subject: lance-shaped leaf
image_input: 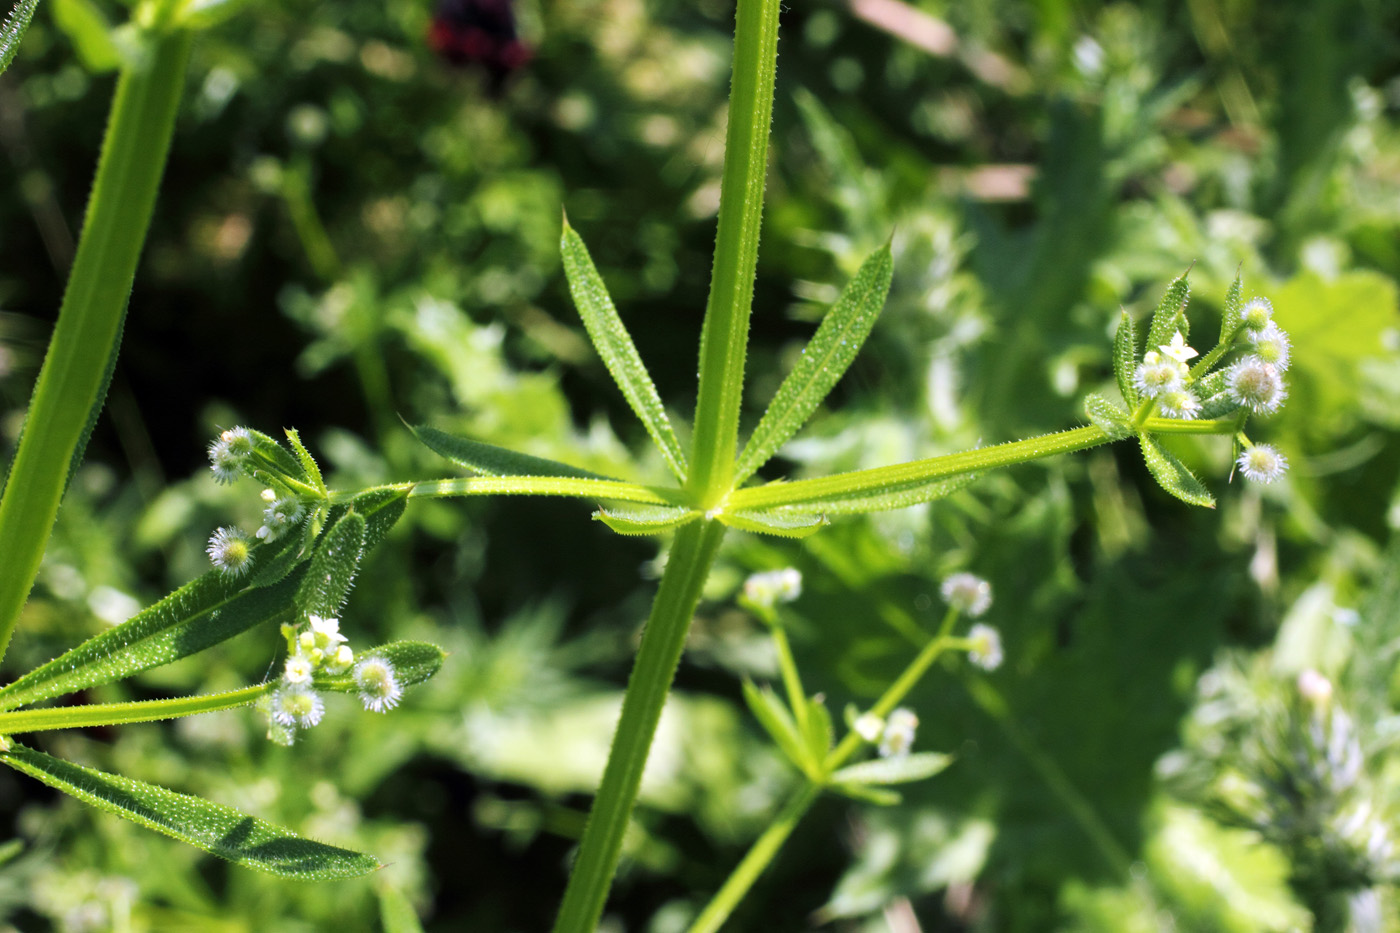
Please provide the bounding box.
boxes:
[831,783,902,806]
[0,743,380,879]
[742,680,813,778]
[0,0,41,76]
[800,697,833,766]
[354,486,409,551]
[561,220,688,482]
[411,424,609,480]
[741,472,981,517]
[1083,393,1134,441]
[1190,273,1245,379]
[1145,272,1191,354]
[593,505,699,536]
[249,429,309,485]
[830,751,952,787]
[0,573,299,712]
[718,509,828,538]
[1114,309,1139,407]
[315,641,446,693]
[734,244,894,485]
[285,428,326,495]
[296,511,365,619]
[1140,434,1214,508]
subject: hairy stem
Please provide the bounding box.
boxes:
[0,684,271,735]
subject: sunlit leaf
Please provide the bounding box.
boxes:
[1145,272,1191,354]
[561,219,688,481]
[352,486,409,551]
[296,510,365,619]
[1217,273,1243,346]
[733,243,894,484]
[742,680,811,776]
[285,428,326,495]
[0,0,40,76]
[830,752,952,786]
[719,509,828,538]
[593,504,699,536]
[0,743,380,879]
[377,885,426,933]
[0,572,299,711]
[51,0,119,72]
[830,783,902,806]
[1114,309,1139,407]
[801,696,833,765]
[1139,435,1214,508]
[1083,393,1134,441]
[745,472,981,516]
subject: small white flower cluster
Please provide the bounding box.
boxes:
[940,572,992,617]
[1133,331,1202,420]
[967,623,1004,671]
[263,613,404,745]
[743,568,803,609]
[853,708,921,758]
[256,488,307,542]
[207,426,254,485]
[206,526,253,578]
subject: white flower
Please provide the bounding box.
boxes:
[743,568,802,609]
[940,572,992,617]
[354,657,403,713]
[878,708,918,758]
[1156,388,1201,420]
[1241,297,1273,332]
[270,685,324,729]
[967,623,1004,671]
[308,614,348,646]
[1249,321,1291,371]
[1159,331,1198,364]
[1298,669,1333,705]
[853,713,884,743]
[1227,357,1287,415]
[1132,356,1185,400]
[283,654,314,685]
[1237,444,1288,483]
[324,644,354,674]
[206,526,253,578]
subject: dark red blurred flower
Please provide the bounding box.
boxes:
[428,0,533,90]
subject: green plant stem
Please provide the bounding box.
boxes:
[687,0,781,506]
[0,684,270,735]
[688,607,962,933]
[405,476,679,506]
[0,26,192,664]
[770,625,808,734]
[552,519,727,933]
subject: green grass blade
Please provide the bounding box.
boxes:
[1139,434,1215,508]
[561,220,688,482]
[733,244,893,485]
[0,0,41,75]
[0,684,270,734]
[295,510,365,619]
[410,424,610,480]
[0,29,192,663]
[593,505,699,536]
[1113,310,1139,407]
[719,509,829,537]
[0,572,299,712]
[0,742,380,879]
[1145,271,1191,353]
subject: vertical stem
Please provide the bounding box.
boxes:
[552,520,727,933]
[687,0,781,505]
[0,27,192,663]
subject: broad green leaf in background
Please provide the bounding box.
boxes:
[1140,435,1215,508]
[1145,272,1191,354]
[561,219,688,482]
[0,572,300,711]
[1114,310,1140,407]
[296,510,365,619]
[733,243,894,485]
[0,743,380,879]
[0,0,39,75]
[593,504,699,536]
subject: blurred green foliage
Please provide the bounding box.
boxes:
[1,0,1398,928]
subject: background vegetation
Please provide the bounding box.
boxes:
[1,0,1399,928]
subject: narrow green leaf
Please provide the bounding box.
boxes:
[1083,393,1134,441]
[830,783,902,806]
[719,509,828,538]
[1218,272,1244,344]
[0,573,299,712]
[51,0,118,72]
[1113,309,1139,407]
[249,429,308,485]
[801,696,834,766]
[1139,435,1214,508]
[593,505,699,536]
[561,221,688,482]
[1145,272,1191,355]
[0,743,380,879]
[746,472,981,517]
[411,424,609,480]
[378,886,426,933]
[284,428,326,495]
[0,0,40,76]
[830,751,952,786]
[295,511,365,619]
[741,680,811,775]
[315,641,446,692]
[353,486,409,551]
[734,244,894,484]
